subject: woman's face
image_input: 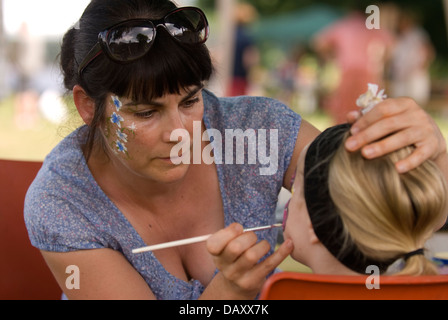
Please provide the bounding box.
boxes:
[100,85,205,183]
[283,144,313,262]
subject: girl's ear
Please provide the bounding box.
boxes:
[73,85,95,125]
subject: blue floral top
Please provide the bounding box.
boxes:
[24,90,302,300]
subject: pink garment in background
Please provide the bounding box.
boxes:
[314,13,393,123]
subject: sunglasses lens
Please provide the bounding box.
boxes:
[106,24,156,61]
[164,9,208,43]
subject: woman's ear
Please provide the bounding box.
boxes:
[73,85,95,126]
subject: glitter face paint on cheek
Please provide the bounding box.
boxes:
[106,96,137,158]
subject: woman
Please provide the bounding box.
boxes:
[25,0,447,300]
[282,123,447,275]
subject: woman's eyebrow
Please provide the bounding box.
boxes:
[181,85,204,103]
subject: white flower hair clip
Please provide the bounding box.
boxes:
[356,83,387,115]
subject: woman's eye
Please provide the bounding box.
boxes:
[135,110,155,119]
[183,98,200,108]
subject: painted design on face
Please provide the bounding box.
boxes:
[116,140,128,154]
[112,95,123,111]
[106,95,137,157]
[111,112,124,128]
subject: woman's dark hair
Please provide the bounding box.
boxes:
[60,0,213,159]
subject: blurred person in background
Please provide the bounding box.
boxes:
[228,2,260,97]
[313,8,393,124]
[389,10,435,107]
[13,23,44,129]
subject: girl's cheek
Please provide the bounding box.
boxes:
[282,199,290,232]
[282,183,296,231]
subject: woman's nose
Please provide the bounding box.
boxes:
[162,109,187,142]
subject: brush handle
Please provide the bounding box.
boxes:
[132,223,282,254]
[132,234,211,254]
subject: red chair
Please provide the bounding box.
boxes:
[0,159,61,300]
[259,271,448,300]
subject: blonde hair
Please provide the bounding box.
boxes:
[329,133,447,275]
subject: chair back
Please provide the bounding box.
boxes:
[0,159,61,300]
[259,271,448,300]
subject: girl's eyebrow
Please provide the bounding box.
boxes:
[123,85,204,108]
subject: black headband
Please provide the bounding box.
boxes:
[303,124,395,274]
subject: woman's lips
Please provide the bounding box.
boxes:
[158,156,183,164]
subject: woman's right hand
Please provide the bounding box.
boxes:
[205,223,293,300]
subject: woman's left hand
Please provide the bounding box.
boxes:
[345,97,447,173]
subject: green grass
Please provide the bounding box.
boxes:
[0,95,79,161]
[278,250,313,273]
[434,114,448,144]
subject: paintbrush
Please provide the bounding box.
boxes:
[132,223,282,254]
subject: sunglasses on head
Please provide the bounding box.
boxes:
[77,6,209,76]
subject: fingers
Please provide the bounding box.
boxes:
[346,110,362,124]
[222,239,293,294]
[394,143,433,173]
[251,239,293,279]
[207,223,278,273]
[207,223,244,257]
[344,97,446,172]
[350,97,417,134]
[345,98,414,151]
[206,223,294,296]
[219,238,270,281]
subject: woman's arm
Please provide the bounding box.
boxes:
[41,249,156,300]
[283,120,321,190]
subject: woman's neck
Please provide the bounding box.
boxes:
[87,148,193,209]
